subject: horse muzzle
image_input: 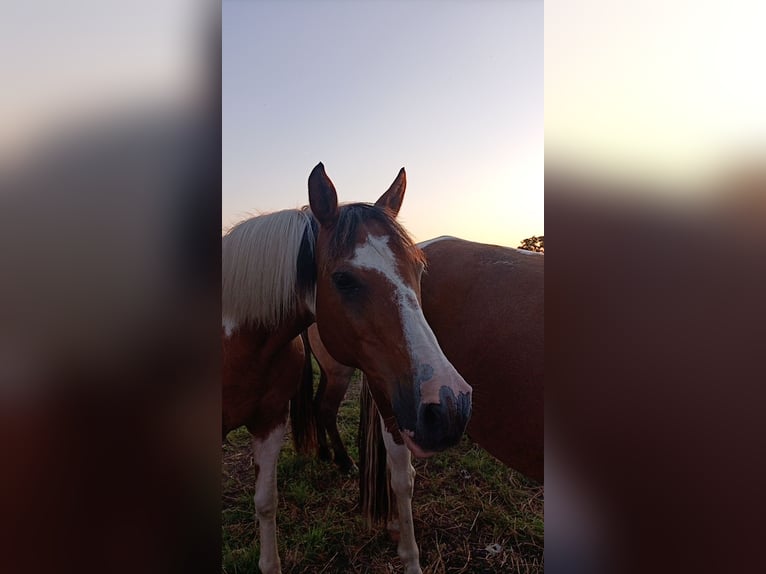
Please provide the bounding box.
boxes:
[398,385,472,457]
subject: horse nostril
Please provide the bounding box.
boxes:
[413,386,471,452]
[422,403,442,427]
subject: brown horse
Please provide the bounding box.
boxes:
[304,236,543,566]
[420,236,544,481]
[222,164,471,574]
[310,237,544,478]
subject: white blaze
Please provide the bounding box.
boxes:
[350,235,469,406]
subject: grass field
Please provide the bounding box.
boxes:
[222,368,544,573]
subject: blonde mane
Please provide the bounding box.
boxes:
[222,208,315,329]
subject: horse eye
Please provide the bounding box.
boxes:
[332,271,360,293]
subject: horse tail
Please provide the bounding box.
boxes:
[358,374,393,528]
[290,330,318,455]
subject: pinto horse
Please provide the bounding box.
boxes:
[303,236,543,566]
[222,164,472,574]
[222,207,318,574]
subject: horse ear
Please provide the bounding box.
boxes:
[308,163,339,228]
[375,168,406,218]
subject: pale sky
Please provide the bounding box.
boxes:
[223,0,544,247]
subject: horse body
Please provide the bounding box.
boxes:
[223,321,310,438]
[420,237,544,482]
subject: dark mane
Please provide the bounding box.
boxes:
[327,203,426,267]
[296,207,318,299]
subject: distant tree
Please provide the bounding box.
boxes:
[518,235,544,253]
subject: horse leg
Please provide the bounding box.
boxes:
[313,370,332,462]
[380,416,422,574]
[321,370,355,473]
[252,419,287,574]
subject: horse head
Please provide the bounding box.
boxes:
[308,163,472,457]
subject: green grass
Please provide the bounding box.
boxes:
[222,371,544,573]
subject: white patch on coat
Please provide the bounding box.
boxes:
[350,235,471,405]
[379,415,422,572]
[222,316,238,338]
[515,247,543,256]
[416,235,457,249]
[252,422,287,573]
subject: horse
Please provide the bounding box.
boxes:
[302,236,543,565]
[222,206,318,574]
[222,163,472,574]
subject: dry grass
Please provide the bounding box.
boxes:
[222,371,543,573]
